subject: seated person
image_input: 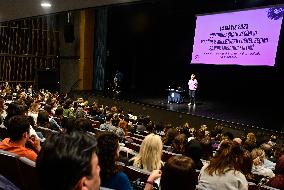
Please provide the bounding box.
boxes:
[0,115,41,161]
[97,132,132,190]
[196,140,250,190]
[130,134,164,172]
[36,131,101,190]
[145,156,197,190]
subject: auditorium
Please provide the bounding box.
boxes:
[0,0,284,190]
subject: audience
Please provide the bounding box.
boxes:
[0,85,283,190]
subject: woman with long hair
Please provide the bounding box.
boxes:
[251,148,275,178]
[28,101,40,125]
[97,132,132,190]
[196,140,250,190]
[131,133,163,172]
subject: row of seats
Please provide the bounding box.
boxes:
[0,150,41,190]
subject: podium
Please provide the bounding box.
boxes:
[166,88,184,103]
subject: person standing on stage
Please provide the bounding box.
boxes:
[188,74,198,105]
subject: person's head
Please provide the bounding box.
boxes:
[133,133,163,171]
[55,106,64,116]
[36,131,100,190]
[171,134,187,154]
[246,132,256,143]
[97,132,120,180]
[239,149,253,176]
[163,127,178,146]
[191,74,195,79]
[37,110,49,126]
[206,140,246,175]
[260,143,273,158]
[7,115,30,142]
[251,148,266,166]
[63,99,73,109]
[160,156,197,190]
[29,102,39,113]
[74,118,92,132]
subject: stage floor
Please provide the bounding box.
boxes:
[131,96,284,132]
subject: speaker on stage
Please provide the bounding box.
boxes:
[34,68,59,92]
[64,23,75,43]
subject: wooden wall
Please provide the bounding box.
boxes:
[0,16,60,87]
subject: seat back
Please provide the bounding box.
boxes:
[162,150,182,162]
[18,157,42,190]
[259,185,281,190]
[125,143,140,153]
[0,174,20,190]
[131,137,143,145]
[0,150,22,188]
[122,165,150,182]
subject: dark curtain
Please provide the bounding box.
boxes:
[93,7,108,91]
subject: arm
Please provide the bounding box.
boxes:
[144,170,162,190]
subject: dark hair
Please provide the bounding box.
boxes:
[97,132,120,180]
[162,128,178,146]
[36,131,98,190]
[74,118,92,132]
[44,104,52,115]
[7,115,30,141]
[4,103,22,128]
[160,156,197,190]
[37,110,49,126]
[171,134,187,154]
[63,99,73,109]
[27,115,35,129]
[55,107,64,116]
[61,116,76,133]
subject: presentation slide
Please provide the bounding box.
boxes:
[191,7,284,66]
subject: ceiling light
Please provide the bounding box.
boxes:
[41,2,52,8]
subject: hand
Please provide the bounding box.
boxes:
[147,170,162,182]
[28,135,41,153]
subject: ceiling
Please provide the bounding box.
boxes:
[0,0,142,22]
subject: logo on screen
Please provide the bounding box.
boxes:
[268,8,284,20]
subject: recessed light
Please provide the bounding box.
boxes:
[41,2,52,8]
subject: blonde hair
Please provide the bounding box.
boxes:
[246,132,256,143]
[132,133,163,171]
[29,102,39,113]
[251,148,265,166]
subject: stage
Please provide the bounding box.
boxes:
[74,90,284,135]
[128,95,284,133]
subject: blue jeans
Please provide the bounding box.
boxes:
[189,90,196,104]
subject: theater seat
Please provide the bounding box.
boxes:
[18,157,42,190]
[0,150,22,189]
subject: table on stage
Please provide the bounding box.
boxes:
[166,88,184,104]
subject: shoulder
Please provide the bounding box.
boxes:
[114,172,129,180]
